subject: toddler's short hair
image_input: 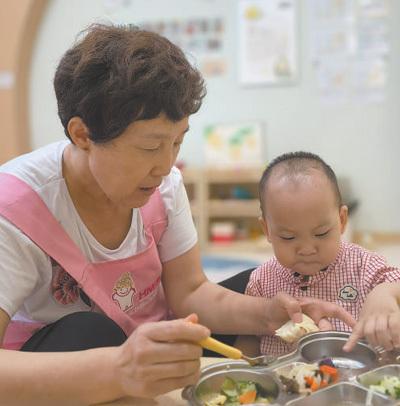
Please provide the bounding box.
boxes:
[259,151,342,217]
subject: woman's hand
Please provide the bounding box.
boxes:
[265,293,356,333]
[114,314,210,399]
[344,282,400,352]
[297,296,357,331]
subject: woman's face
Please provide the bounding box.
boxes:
[86,113,189,208]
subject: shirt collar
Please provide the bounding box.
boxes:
[277,241,345,287]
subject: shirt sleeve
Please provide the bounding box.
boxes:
[0,216,47,318]
[157,167,198,263]
[363,252,400,289]
[245,266,265,297]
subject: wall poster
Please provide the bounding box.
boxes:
[238,0,298,86]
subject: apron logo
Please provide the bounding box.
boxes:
[338,284,358,301]
[112,272,137,312]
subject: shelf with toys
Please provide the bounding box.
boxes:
[181,166,267,253]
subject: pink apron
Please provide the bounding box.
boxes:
[0,173,169,350]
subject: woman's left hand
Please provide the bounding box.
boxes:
[297,296,357,331]
[265,292,356,333]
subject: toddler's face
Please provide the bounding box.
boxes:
[260,171,347,276]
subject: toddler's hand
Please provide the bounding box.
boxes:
[344,282,400,352]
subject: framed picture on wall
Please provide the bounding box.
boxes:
[238,0,299,86]
[203,122,264,168]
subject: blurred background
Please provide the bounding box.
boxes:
[1,0,399,281]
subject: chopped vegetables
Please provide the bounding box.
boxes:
[279,359,339,395]
[319,364,338,381]
[238,389,256,404]
[369,375,400,399]
[198,377,273,405]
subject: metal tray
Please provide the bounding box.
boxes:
[285,382,394,405]
[182,331,400,406]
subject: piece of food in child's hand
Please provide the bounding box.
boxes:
[275,314,319,343]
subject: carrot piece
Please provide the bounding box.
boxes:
[310,380,319,391]
[239,390,257,404]
[319,365,337,376]
[304,376,314,387]
[320,365,338,381]
[320,379,329,388]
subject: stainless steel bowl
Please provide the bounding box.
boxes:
[182,364,283,405]
[357,364,400,400]
[299,337,377,369]
[297,330,355,347]
[284,382,395,405]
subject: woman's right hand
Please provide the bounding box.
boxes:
[114,314,210,399]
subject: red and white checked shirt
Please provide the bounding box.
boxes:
[245,241,400,357]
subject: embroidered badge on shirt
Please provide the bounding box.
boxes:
[339,284,358,301]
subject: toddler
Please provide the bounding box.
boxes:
[240,151,400,356]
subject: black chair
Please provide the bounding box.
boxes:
[203,267,255,357]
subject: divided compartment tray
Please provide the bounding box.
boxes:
[356,364,400,402]
[183,331,400,405]
[285,382,394,405]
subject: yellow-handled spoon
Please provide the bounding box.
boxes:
[198,336,276,367]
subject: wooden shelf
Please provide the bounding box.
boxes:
[208,199,260,217]
[204,167,261,182]
[206,238,271,255]
[182,167,265,250]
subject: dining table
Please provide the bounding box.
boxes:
[95,357,223,406]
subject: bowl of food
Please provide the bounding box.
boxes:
[182,363,282,405]
[284,382,394,405]
[275,359,340,396]
[299,336,377,370]
[357,364,400,401]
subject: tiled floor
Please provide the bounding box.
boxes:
[203,243,400,283]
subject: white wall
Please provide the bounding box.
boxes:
[30,0,400,233]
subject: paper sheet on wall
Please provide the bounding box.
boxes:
[203,122,263,168]
[310,0,390,104]
[139,18,227,78]
[238,0,298,85]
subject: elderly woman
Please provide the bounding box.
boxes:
[0,24,355,405]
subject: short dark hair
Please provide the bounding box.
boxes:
[54,23,206,143]
[259,151,343,217]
